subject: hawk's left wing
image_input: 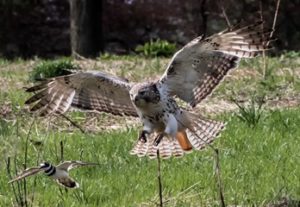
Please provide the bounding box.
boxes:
[159,21,272,107]
[25,71,138,117]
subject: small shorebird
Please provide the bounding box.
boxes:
[8,161,98,188]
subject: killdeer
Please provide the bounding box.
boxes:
[8,160,98,188]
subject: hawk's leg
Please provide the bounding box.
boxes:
[153,133,165,146]
[153,113,177,146]
[138,130,149,143]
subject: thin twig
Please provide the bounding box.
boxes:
[60,141,64,162]
[6,157,20,205]
[259,0,267,77]
[270,0,281,40]
[175,181,201,198]
[214,149,226,207]
[259,0,280,78]
[176,119,226,206]
[14,156,23,206]
[219,0,231,28]
[23,119,35,207]
[54,138,59,163]
[30,150,41,207]
[59,113,85,134]
[157,150,163,207]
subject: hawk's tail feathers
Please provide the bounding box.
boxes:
[186,113,226,150]
[130,115,225,159]
[130,133,185,159]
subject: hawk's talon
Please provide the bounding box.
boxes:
[154,133,165,146]
[138,130,149,143]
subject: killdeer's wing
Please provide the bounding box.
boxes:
[57,160,98,171]
[56,177,79,189]
[8,167,42,183]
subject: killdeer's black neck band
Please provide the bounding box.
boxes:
[45,166,56,176]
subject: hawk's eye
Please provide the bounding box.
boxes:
[140,91,145,96]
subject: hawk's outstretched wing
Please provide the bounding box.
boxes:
[25,71,138,117]
[160,21,272,107]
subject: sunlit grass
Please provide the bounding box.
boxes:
[1,109,300,206]
[0,54,300,206]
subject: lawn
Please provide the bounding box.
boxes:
[0,53,300,206]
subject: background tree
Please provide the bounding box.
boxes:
[70,0,103,58]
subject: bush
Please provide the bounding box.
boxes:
[135,39,176,57]
[30,58,78,82]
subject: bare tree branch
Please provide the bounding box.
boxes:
[219,0,232,28]
[270,0,281,39]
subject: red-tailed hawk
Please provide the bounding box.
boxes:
[25,21,272,159]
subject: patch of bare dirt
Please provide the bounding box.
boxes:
[0,101,12,118]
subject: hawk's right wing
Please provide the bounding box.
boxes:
[159,21,272,107]
[25,71,138,117]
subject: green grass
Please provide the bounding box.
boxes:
[0,54,300,206]
[29,58,78,82]
[135,39,177,57]
[1,109,300,206]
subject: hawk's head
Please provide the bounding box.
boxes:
[130,82,160,108]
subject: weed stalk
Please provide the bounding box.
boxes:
[59,113,85,134]
[177,119,226,206]
[219,0,231,28]
[156,150,163,207]
[60,140,64,162]
[214,149,226,207]
[6,157,20,205]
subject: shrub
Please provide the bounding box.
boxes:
[135,39,176,57]
[30,58,78,82]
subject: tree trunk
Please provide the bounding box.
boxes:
[70,0,103,58]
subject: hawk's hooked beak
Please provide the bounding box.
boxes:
[134,94,148,106]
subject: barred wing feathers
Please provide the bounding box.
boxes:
[160,21,272,107]
[25,71,138,117]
